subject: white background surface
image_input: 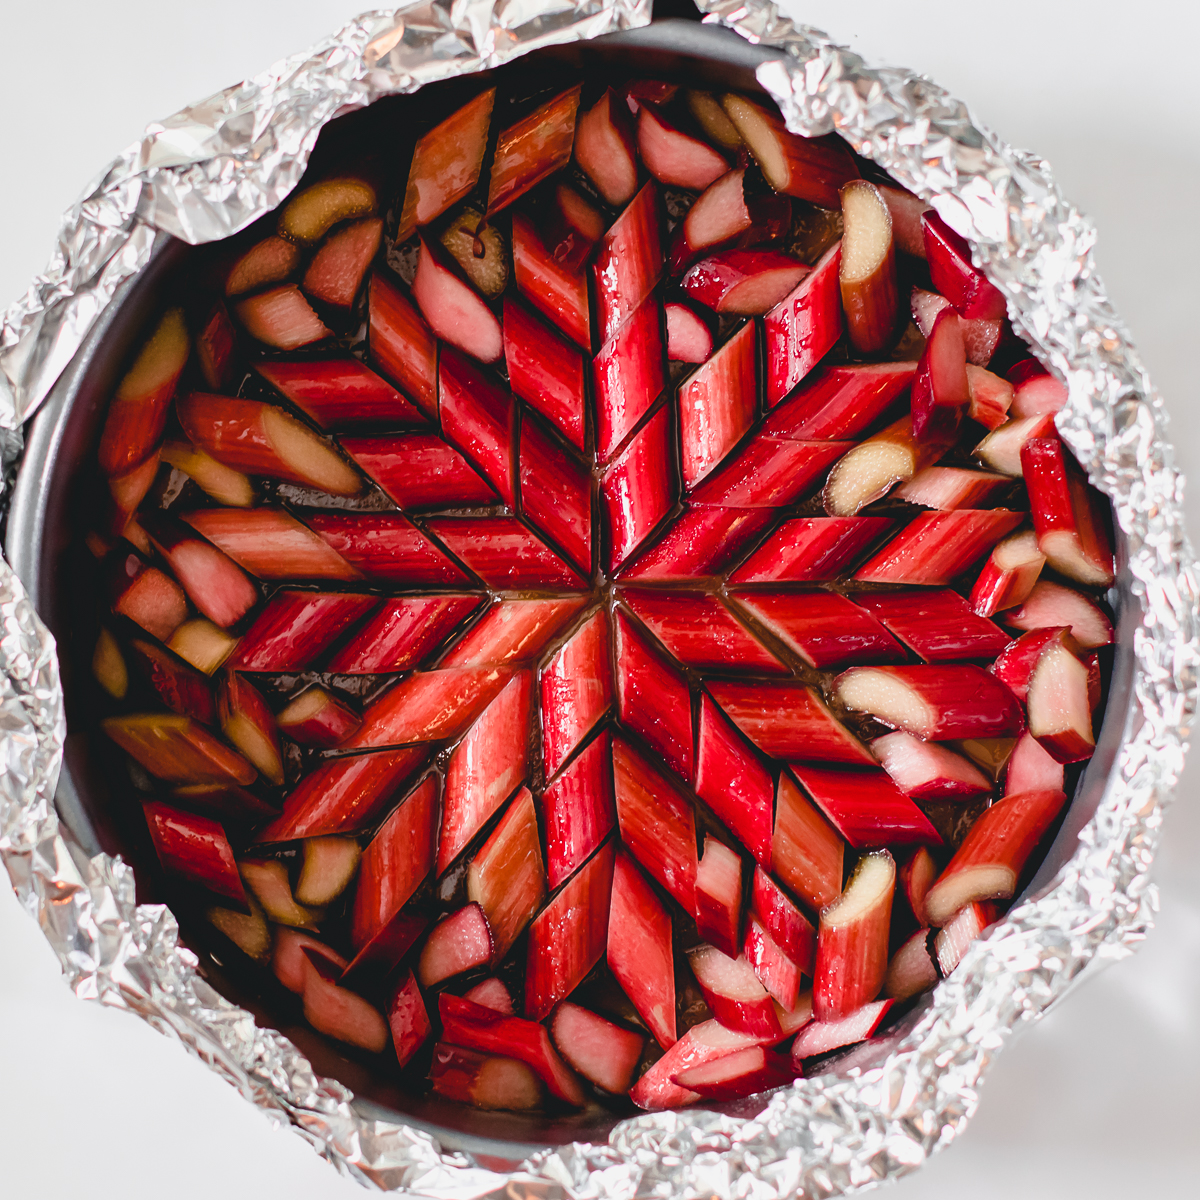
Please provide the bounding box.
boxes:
[2,2,1198,1196]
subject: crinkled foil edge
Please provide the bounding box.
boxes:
[1,0,1196,1195]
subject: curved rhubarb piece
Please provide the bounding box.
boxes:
[686,89,742,149]
[1000,579,1113,648]
[1027,635,1096,762]
[276,686,361,748]
[973,412,1057,477]
[1005,730,1065,796]
[665,301,713,362]
[688,945,782,1039]
[922,211,1007,320]
[542,734,615,889]
[812,850,895,1021]
[165,616,238,679]
[411,238,502,364]
[388,971,431,1069]
[93,628,128,699]
[835,664,1025,739]
[793,999,894,1060]
[695,836,744,959]
[839,181,898,353]
[851,588,1010,662]
[630,1018,770,1110]
[217,672,283,786]
[790,763,942,848]
[440,207,509,297]
[161,440,255,508]
[368,272,438,416]
[239,858,317,929]
[673,1045,797,1102]
[463,978,514,1014]
[279,176,376,244]
[106,452,160,538]
[772,773,844,913]
[911,308,968,444]
[418,904,494,987]
[550,1003,643,1095]
[273,929,346,993]
[225,235,301,296]
[683,249,808,316]
[992,626,1076,701]
[255,359,424,430]
[934,901,999,975]
[207,898,270,960]
[104,714,255,786]
[540,611,612,779]
[898,846,936,926]
[235,285,331,350]
[822,416,948,517]
[637,104,727,190]
[303,217,382,309]
[872,731,990,802]
[144,801,245,903]
[301,949,390,1053]
[671,169,752,271]
[574,88,638,207]
[295,837,361,908]
[969,529,1046,617]
[924,789,1068,925]
[486,85,581,216]
[542,183,603,273]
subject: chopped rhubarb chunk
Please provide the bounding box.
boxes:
[512,212,590,352]
[688,944,781,1038]
[225,236,300,297]
[763,362,914,441]
[852,588,1010,661]
[418,904,494,987]
[853,509,1025,585]
[542,733,615,889]
[1000,579,1114,648]
[620,506,774,581]
[922,211,1007,320]
[694,836,744,959]
[235,285,331,350]
[637,103,727,190]
[593,294,666,462]
[679,320,757,487]
[412,238,502,364]
[789,763,943,849]
[182,508,359,581]
[518,416,592,572]
[325,595,482,674]
[602,404,677,572]
[575,88,638,206]
[772,773,844,912]
[256,359,424,430]
[630,1018,767,1110]
[550,1003,643,1095]
[103,714,256,786]
[441,597,588,668]
[729,516,893,583]
[342,433,496,510]
[110,557,188,642]
[144,801,245,902]
[540,612,612,779]
[792,999,894,1060]
[305,512,470,584]
[593,181,663,345]
[430,1045,542,1110]
[389,971,431,1068]
[751,867,816,976]
[691,436,849,509]
[486,85,582,215]
[871,732,991,801]
[437,348,515,503]
[463,978,514,1014]
[425,517,584,589]
[302,217,382,309]
[368,272,437,417]
[665,302,713,363]
[503,298,586,451]
[684,250,809,316]
[229,590,377,672]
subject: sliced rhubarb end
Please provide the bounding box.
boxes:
[295,837,361,908]
[924,865,1016,928]
[416,903,494,988]
[838,180,898,354]
[550,1003,644,1095]
[279,176,377,244]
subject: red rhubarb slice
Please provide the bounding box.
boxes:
[629,1019,768,1110]
[518,416,592,573]
[694,836,744,959]
[822,415,951,517]
[637,104,727,190]
[764,240,843,406]
[326,595,481,674]
[839,180,898,353]
[922,211,1007,320]
[969,528,1046,617]
[593,294,666,462]
[425,516,584,588]
[276,686,360,748]
[437,348,515,504]
[468,787,546,961]
[418,905,494,987]
[525,840,616,1020]
[302,217,382,309]
[790,763,942,848]
[934,901,999,974]
[763,362,914,441]
[1009,360,1068,417]
[973,412,1058,477]
[412,238,502,364]
[594,181,663,345]
[545,183,604,272]
[620,506,774,581]
[772,772,844,912]
[389,971,431,1069]
[575,88,638,206]
[607,850,677,1050]
[143,515,257,629]
[614,610,694,785]
[792,999,894,1060]
[503,298,586,451]
[852,588,1010,661]
[679,320,757,487]
[853,509,1025,585]
[342,434,496,510]
[110,554,188,642]
[910,286,1002,367]
[235,286,331,350]
[878,184,928,257]
[439,671,532,872]
[992,626,1076,702]
[910,308,969,445]
[728,516,893,584]
[127,640,214,726]
[182,508,359,581]
[429,1045,542,1110]
[683,249,809,316]
[688,945,781,1038]
[255,359,424,430]
[706,680,872,764]
[228,591,377,672]
[550,1003,643,1095]
[368,272,437,417]
[893,465,1010,510]
[463,978,514,1014]
[512,212,590,352]
[144,801,245,903]
[899,846,936,926]
[612,735,698,911]
[225,235,300,297]
[668,167,752,272]
[486,85,582,216]
[217,672,283,785]
[871,732,991,801]
[305,512,470,584]
[106,452,161,539]
[541,612,612,780]
[674,1044,797,1102]
[1026,636,1096,762]
[542,733,615,889]
[441,597,587,668]
[665,302,713,363]
[601,404,676,572]
[743,916,803,1013]
[965,364,1014,429]
[751,867,816,976]
[1000,579,1113,648]
[272,929,346,993]
[1005,730,1066,795]
[691,435,851,509]
[103,714,256,786]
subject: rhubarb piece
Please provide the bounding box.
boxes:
[425,516,583,588]
[624,589,783,674]
[418,904,494,987]
[839,180,898,352]
[899,847,937,925]
[160,440,255,507]
[1009,360,1068,417]
[437,994,584,1106]
[688,945,781,1038]
[277,687,360,748]
[98,308,188,476]
[772,773,844,912]
[107,452,161,537]
[593,294,665,461]
[301,950,390,1052]
[348,775,437,951]
[894,465,1010,510]
[637,104,727,190]
[947,737,1018,782]
[910,287,1002,367]
[708,680,872,764]
[468,787,546,962]
[612,736,697,911]
[973,412,1057,477]
[674,1044,797,1102]
[389,971,431,1068]
[853,509,1025,585]
[1001,579,1113,648]
[686,90,742,149]
[683,249,808,316]
[601,405,676,571]
[1021,437,1116,586]
[630,1019,767,1110]
[170,781,277,824]
[256,359,424,430]
[110,553,188,642]
[852,588,1010,662]
[503,298,586,450]
[167,619,239,676]
[877,185,928,257]
[144,801,245,902]
[439,207,509,298]
[486,85,581,215]
[280,177,376,244]
[225,235,301,296]
[607,851,676,1050]
[835,664,1024,739]
[216,672,283,785]
[439,671,531,872]
[235,285,331,350]
[228,590,377,673]
[306,512,471,585]
[463,978,514,1014]
[969,529,1046,617]
[1005,730,1065,796]
[721,95,857,207]
[104,713,255,785]
[812,850,894,1021]
[92,628,128,698]
[665,302,713,363]
[965,364,1014,429]
[614,611,694,785]
[207,897,270,961]
[327,595,480,674]
[764,362,914,442]
[397,89,495,240]
[1026,636,1096,762]
[694,837,744,959]
[679,320,757,486]
[441,597,587,668]
[911,308,969,444]
[128,639,214,725]
[594,182,663,344]
[871,732,991,801]
[922,211,1006,320]
[412,238,503,363]
[256,747,426,843]
[574,88,638,207]
[822,416,950,517]
[670,169,752,270]
[792,998,894,1060]
[924,789,1068,925]
[144,515,258,629]
[342,434,496,509]
[790,764,942,848]
[541,612,613,780]
[620,506,774,581]
[992,626,1075,701]
[239,859,317,928]
[525,840,615,1020]
[303,217,382,308]
[550,1003,643,1095]
[735,590,904,670]
[743,916,803,1013]
[542,734,615,889]
[368,272,438,416]
[545,184,603,273]
[438,348,514,502]
[518,416,592,572]
[430,1045,542,1109]
[934,901,998,974]
[512,212,590,351]
[295,837,361,907]
[272,929,346,993]
[751,866,816,975]
[729,516,892,583]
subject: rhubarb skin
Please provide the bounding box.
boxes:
[762,362,915,442]
[542,733,615,890]
[103,714,256,786]
[729,516,893,583]
[691,434,849,510]
[228,590,378,672]
[518,415,593,573]
[629,1018,770,1110]
[679,320,757,487]
[688,945,782,1039]
[602,405,677,572]
[486,85,582,215]
[871,732,991,802]
[792,998,894,1060]
[302,217,383,309]
[969,528,1046,617]
[772,772,844,912]
[1005,730,1065,796]
[438,348,515,504]
[910,308,969,445]
[525,840,615,1020]
[764,240,843,407]
[429,1045,542,1110]
[620,506,775,582]
[853,509,1025,586]
[342,434,496,510]
[144,801,245,903]
[368,272,438,417]
[550,1003,644,1095]
[412,237,503,364]
[540,611,612,780]
[593,294,666,462]
[503,298,586,451]
[512,212,590,352]
[418,905,494,987]
[128,639,215,726]
[741,917,805,1015]
[1000,579,1114,649]
[752,873,816,973]
[852,588,1011,662]
[789,763,943,849]
[924,789,1067,926]
[255,359,425,430]
[922,211,1007,320]
[235,285,331,350]
[388,971,432,1069]
[574,88,638,207]
[425,516,584,590]
[182,508,359,581]
[838,180,899,353]
[326,595,481,674]
[694,836,744,959]
[442,597,587,668]
[812,850,895,1021]
[315,513,473,585]
[593,181,664,345]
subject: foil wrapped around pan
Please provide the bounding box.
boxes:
[0,0,1196,1194]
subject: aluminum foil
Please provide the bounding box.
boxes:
[0,0,1196,1195]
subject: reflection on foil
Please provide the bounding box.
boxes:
[0,0,1196,1195]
